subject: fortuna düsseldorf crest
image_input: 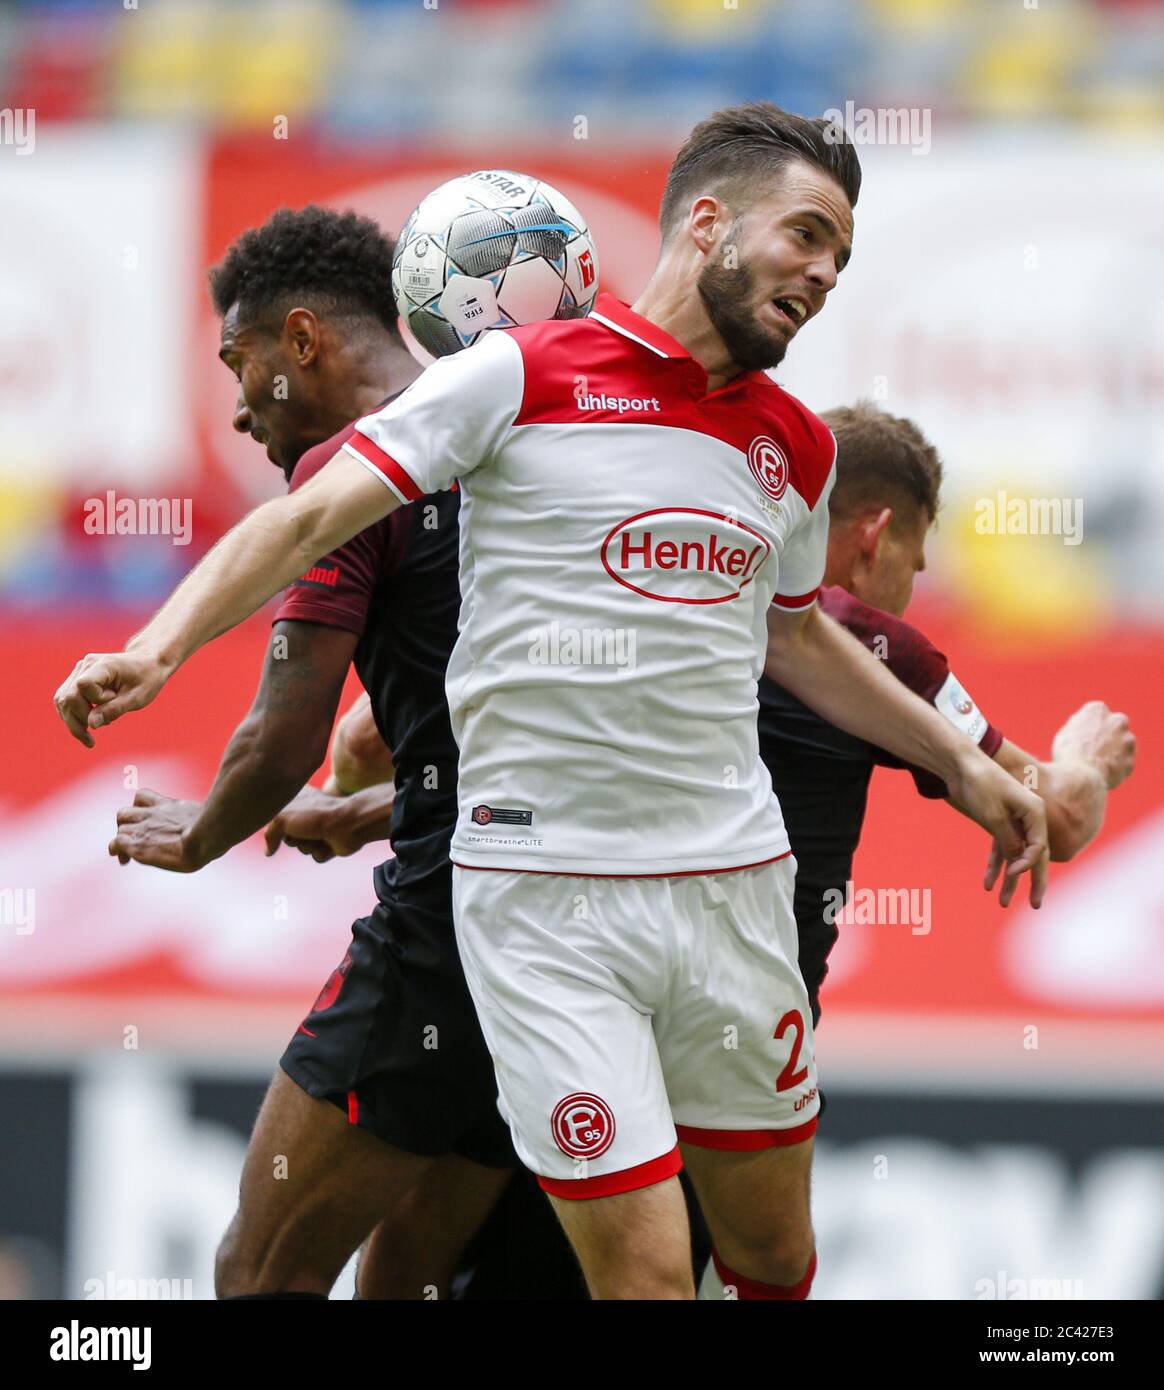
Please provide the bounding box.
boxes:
[748,435,789,501]
[551,1092,616,1158]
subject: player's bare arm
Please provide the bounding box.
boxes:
[329,691,396,793]
[264,692,395,861]
[264,785,395,863]
[53,449,399,745]
[108,620,358,873]
[764,603,1049,905]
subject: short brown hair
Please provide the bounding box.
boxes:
[659,101,861,242]
[823,402,943,525]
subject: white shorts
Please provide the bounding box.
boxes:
[452,855,818,1200]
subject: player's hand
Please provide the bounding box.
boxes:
[108,790,210,873]
[264,785,370,862]
[54,650,173,747]
[1051,701,1136,791]
[982,838,1050,909]
[948,751,1049,908]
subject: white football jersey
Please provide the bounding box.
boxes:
[344,293,837,876]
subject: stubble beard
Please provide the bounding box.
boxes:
[697,246,788,375]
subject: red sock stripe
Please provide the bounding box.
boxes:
[712,1247,817,1300]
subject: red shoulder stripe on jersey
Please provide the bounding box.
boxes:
[675,1117,817,1150]
[537,1144,682,1200]
[344,431,424,503]
[771,587,820,611]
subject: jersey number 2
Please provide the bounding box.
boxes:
[774,1009,809,1092]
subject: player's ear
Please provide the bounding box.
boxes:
[688,196,727,257]
[284,307,322,367]
[861,507,893,566]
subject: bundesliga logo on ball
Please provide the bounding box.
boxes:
[392,169,601,357]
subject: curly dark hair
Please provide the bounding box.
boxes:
[660,101,861,242]
[208,205,398,332]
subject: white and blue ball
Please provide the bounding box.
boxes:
[392,169,600,357]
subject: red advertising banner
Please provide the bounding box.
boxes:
[8,602,1162,1065]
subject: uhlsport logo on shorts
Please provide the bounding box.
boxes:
[551,1092,616,1159]
[747,436,788,501]
[601,508,770,604]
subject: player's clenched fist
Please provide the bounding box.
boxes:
[1053,700,1136,790]
[53,650,173,747]
[109,789,209,873]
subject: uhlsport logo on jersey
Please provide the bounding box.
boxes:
[551,1092,616,1159]
[748,435,789,501]
[602,508,770,604]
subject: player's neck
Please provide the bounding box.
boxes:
[334,338,423,427]
[631,275,742,394]
[822,553,855,596]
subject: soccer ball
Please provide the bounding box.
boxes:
[392,169,600,357]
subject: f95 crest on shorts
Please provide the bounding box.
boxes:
[551,1092,616,1159]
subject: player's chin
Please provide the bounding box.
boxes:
[749,322,790,368]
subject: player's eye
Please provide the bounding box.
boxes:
[795,227,814,243]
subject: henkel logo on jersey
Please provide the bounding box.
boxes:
[551,1092,616,1159]
[601,508,771,604]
